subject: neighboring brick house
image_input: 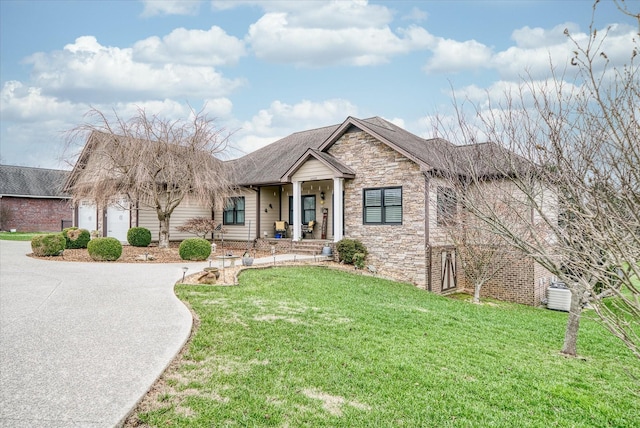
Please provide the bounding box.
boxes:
[0,165,73,232]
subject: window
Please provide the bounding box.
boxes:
[363,187,402,224]
[289,195,316,224]
[289,196,294,226]
[302,195,316,224]
[437,187,457,226]
[223,197,245,225]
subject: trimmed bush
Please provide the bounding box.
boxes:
[352,252,366,269]
[62,227,91,249]
[88,237,122,261]
[179,238,212,261]
[336,238,368,265]
[31,233,65,256]
[127,227,152,247]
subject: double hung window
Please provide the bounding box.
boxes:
[363,187,402,224]
[223,197,245,225]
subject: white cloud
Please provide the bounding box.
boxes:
[493,22,637,81]
[140,0,201,17]
[232,98,358,155]
[402,7,428,23]
[215,0,431,67]
[423,38,493,73]
[133,26,246,66]
[247,13,432,67]
[1,81,82,121]
[25,36,244,103]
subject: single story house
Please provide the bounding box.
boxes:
[0,165,73,232]
[66,116,551,305]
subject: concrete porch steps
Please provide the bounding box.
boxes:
[291,240,334,256]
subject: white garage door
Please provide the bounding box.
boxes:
[106,199,130,242]
[78,200,97,231]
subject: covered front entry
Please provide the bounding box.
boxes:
[280,149,355,242]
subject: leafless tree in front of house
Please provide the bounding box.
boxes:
[436,2,639,359]
[65,106,234,248]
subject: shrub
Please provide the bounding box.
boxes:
[127,227,152,247]
[336,238,368,265]
[31,233,65,256]
[62,227,91,249]
[176,217,218,238]
[353,252,366,269]
[179,238,212,261]
[88,237,122,261]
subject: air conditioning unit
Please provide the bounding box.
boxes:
[547,283,571,312]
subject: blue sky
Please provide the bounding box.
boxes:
[0,0,636,169]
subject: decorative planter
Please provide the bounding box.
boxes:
[242,257,254,266]
[321,245,333,256]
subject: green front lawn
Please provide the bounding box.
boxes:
[0,231,48,241]
[136,266,640,427]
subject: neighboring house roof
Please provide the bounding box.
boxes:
[0,165,70,198]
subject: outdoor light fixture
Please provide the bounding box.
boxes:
[320,191,325,201]
[182,267,188,282]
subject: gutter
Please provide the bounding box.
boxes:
[0,194,71,199]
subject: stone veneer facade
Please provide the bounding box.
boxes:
[327,129,429,288]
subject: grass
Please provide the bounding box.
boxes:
[0,231,49,241]
[136,266,640,427]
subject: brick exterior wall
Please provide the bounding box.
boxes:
[456,250,552,306]
[0,196,73,232]
[327,130,428,288]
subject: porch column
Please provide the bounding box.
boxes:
[292,180,302,240]
[333,177,344,242]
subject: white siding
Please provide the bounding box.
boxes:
[138,196,213,241]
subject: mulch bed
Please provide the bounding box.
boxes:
[29,242,272,264]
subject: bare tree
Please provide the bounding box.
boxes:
[176,217,218,239]
[65,107,233,248]
[446,190,521,304]
[438,2,639,358]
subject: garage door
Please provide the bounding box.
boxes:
[78,200,97,231]
[106,199,130,242]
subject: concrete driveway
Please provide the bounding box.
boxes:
[0,240,200,427]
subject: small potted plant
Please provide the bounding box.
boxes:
[242,250,254,266]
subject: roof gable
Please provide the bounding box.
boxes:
[281,149,356,182]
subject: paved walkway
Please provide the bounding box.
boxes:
[0,240,328,427]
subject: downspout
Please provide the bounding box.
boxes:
[425,173,431,292]
[73,201,79,228]
[255,187,261,240]
[102,207,107,238]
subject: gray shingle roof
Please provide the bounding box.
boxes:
[229,116,488,185]
[0,165,70,198]
[228,123,341,186]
